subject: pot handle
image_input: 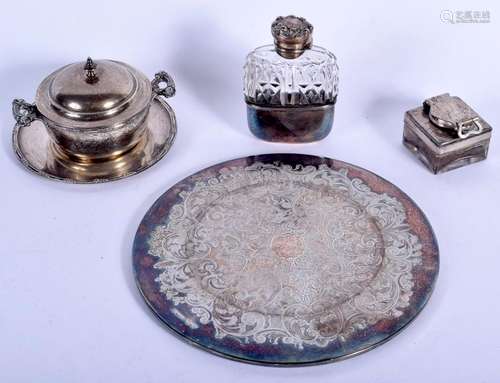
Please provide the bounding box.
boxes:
[151,71,176,99]
[12,99,39,127]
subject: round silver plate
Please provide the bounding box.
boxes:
[12,97,176,183]
[133,154,439,366]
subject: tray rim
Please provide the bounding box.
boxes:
[132,153,440,366]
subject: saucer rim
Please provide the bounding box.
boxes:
[12,97,177,184]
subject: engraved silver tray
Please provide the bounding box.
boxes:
[133,154,439,366]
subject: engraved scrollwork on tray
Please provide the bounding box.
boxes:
[148,162,422,349]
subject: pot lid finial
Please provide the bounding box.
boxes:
[41,58,143,120]
[84,57,98,84]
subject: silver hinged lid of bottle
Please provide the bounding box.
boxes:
[271,16,313,59]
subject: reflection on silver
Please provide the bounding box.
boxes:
[149,162,422,348]
[11,57,177,182]
[13,98,176,183]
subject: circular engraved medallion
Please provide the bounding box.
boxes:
[133,154,439,366]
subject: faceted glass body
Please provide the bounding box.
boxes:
[244,44,338,143]
[244,44,339,107]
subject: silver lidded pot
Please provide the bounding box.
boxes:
[244,16,339,143]
[13,57,175,163]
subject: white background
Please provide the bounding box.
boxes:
[1,0,499,382]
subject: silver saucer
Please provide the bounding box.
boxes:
[12,97,176,183]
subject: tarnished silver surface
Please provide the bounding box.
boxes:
[11,57,177,182]
[12,97,176,183]
[151,169,420,347]
[425,94,483,139]
[403,93,492,174]
[149,162,423,348]
[134,154,439,365]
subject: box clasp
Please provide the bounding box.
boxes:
[424,93,483,139]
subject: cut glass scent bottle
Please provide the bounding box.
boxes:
[244,15,339,142]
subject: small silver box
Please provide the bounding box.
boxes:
[403,93,492,174]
